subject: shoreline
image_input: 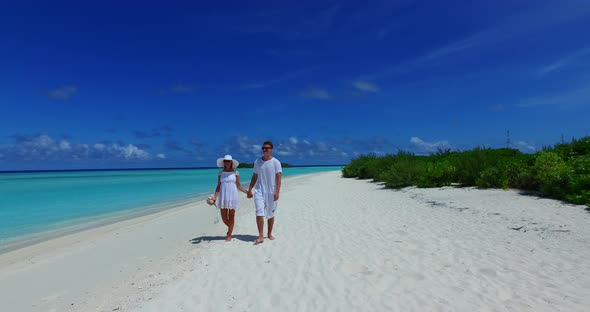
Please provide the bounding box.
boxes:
[0,172,336,312]
[0,193,207,255]
[0,171,331,263]
[0,169,340,255]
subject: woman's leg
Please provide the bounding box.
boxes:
[220,208,229,226]
[226,209,235,241]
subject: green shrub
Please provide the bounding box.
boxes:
[551,137,590,160]
[476,166,507,189]
[341,136,590,208]
[565,155,590,205]
[418,160,456,187]
[342,154,376,178]
[506,158,537,190]
[534,152,572,197]
[380,154,424,188]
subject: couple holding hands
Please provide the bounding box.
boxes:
[211,141,281,244]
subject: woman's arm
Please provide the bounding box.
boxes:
[235,174,248,194]
[214,174,221,199]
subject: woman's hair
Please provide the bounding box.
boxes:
[263,140,273,148]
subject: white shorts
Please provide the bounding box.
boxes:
[254,192,277,219]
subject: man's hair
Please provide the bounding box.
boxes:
[263,141,273,148]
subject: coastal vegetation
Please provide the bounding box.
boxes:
[342,137,590,208]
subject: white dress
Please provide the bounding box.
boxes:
[218,170,239,209]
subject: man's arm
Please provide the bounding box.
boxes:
[247,173,258,198]
[274,172,281,201]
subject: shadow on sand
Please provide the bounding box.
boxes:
[190,234,259,244]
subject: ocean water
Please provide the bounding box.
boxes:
[0,166,340,246]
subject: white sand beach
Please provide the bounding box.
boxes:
[1,171,589,311]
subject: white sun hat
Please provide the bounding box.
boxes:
[216,154,239,169]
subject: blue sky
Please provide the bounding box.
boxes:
[1,0,590,170]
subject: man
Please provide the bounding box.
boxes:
[247,141,282,244]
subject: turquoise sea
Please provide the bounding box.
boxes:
[0,166,339,247]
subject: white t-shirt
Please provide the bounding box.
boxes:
[253,157,282,194]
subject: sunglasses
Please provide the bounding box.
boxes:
[262,146,272,150]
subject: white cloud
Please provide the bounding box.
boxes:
[156,153,166,159]
[514,141,536,152]
[3,134,153,162]
[94,143,106,150]
[316,142,329,152]
[47,85,77,100]
[116,144,150,160]
[58,140,71,151]
[300,88,331,99]
[410,137,450,154]
[224,136,263,159]
[518,84,590,108]
[423,37,477,61]
[353,80,379,93]
[215,135,401,165]
[364,2,590,80]
[538,47,590,75]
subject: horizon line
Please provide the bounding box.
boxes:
[0,164,346,174]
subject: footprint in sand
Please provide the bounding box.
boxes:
[40,290,68,302]
[408,272,426,281]
[271,295,281,306]
[479,268,497,277]
[342,263,371,275]
[449,286,464,293]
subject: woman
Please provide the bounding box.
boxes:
[212,155,248,241]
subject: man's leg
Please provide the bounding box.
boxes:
[267,217,275,240]
[256,216,265,243]
[254,193,265,244]
[267,194,277,240]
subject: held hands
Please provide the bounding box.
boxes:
[244,190,278,200]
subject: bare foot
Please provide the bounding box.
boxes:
[225,236,232,242]
[255,237,264,244]
[267,234,275,240]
